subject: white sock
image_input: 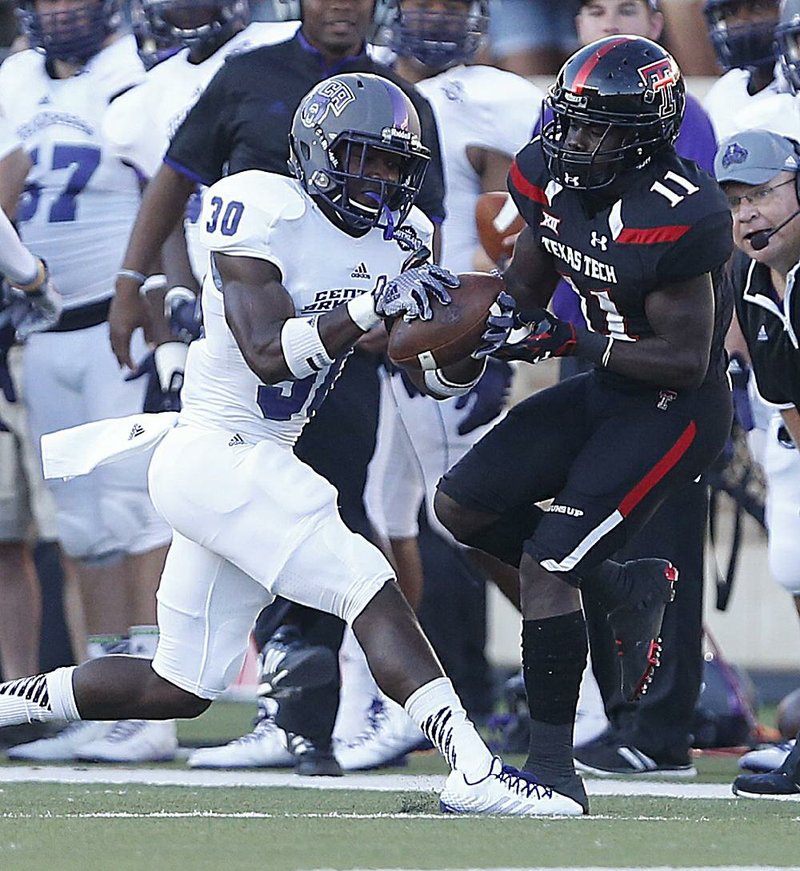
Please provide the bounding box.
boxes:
[0,666,79,726]
[404,677,493,781]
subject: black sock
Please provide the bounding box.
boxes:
[522,611,587,781]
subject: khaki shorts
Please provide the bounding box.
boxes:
[0,345,57,542]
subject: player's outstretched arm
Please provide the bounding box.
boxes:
[217,252,376,386]
[110,164,197,370]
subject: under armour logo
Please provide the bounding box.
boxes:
[128,424,145,440]
[657,390,677,411]
[564,173,581,187]
[590,231,608,251]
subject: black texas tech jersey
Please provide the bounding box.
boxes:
[509,139,734,387]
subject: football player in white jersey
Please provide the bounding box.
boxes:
[103,1,299,433]
[0,73,585,817]
[337,0,542,771]
[0,0,175,763]
[703,0,785,142]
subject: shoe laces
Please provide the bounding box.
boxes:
[105,720,147,743]
[497,764,554,800]
[231,718,280,745]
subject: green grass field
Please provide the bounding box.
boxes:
[0,702,797,871]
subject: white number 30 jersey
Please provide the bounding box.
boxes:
[179,171,432,445]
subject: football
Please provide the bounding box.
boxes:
[475,191,526,265]
[387,271,505,370]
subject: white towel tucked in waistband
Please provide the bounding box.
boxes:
[41,412,179,480]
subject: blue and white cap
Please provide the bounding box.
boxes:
[714,130,800,185]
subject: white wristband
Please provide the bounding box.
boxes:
[423,360,486,399]
[141,273,168,296]
[346,293,381,332]
[280,316,334,379]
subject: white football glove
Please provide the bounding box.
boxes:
[375,263,459,322]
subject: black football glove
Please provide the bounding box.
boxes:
[375,263,459,322]
[472,291,517,359]
[494,307,577,364]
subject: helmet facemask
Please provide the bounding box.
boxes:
[704,0,779,71]
[139,0,250,53]
[777,0,800,93]
[20,0,123,64]
[542,96,668,190]
[295,131,428,237]
[389,1,488,70]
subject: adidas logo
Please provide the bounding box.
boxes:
[128,423,145,440]
[350,262,371,279]
[757,324,769,342]
[228,433,244,446]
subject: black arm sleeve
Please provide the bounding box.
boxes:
[165,61,237,186]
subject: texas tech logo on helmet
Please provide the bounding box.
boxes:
[637,57,679,118]
[301,80,356,129]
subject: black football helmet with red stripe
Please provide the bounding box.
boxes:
[541,36,685,191]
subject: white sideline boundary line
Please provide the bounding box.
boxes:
[0,765,762,799]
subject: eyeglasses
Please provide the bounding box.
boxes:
[726,178,795,211]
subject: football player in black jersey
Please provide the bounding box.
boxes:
[431,36,734,804]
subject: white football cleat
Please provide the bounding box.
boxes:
[333,695,428,771]
[739,740,795,773]
[188,717,294,769]
[6,720,114,761]
[74,719,178,763]
[440,757,587,816]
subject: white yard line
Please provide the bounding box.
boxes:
[0,765,771,800]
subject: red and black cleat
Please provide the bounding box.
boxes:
[608,561,678,702]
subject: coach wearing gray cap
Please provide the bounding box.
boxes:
[714,128,800,801]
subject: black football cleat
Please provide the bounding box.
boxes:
[607,559,677,702]
[290,734,343,777]
[733,737,800,799]
[257,625,338,700]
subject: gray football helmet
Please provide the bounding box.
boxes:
[289,73,429,236]
[387,0,489,70]
[778,0,800,92]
